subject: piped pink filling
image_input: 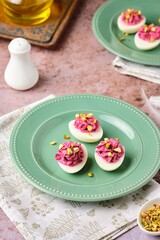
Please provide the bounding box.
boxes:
[138,24,160,41]
[121,9,143,25]
[74,113,100,133]
[95,138,124,163]
[55,141,84,166]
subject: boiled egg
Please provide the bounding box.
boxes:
[68,113,103,143]
[117,9,146,34]
[134,24,160,50]
[95,138,125,171]
[55,141,88,173]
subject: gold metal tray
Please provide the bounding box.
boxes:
[0,0,78,48]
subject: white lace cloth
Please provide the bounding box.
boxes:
[113,56,160,84]
[0,95,160,240]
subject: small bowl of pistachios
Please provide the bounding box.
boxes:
[137,197,160,235]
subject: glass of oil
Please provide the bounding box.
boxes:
[1,0,54,26]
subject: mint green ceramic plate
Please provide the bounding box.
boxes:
[92,0,160,66]
[10,95,160,201]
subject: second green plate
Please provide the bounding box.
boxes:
[92,0,160,66]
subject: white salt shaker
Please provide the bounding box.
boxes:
[4,38,39,90]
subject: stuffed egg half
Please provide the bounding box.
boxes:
[134,24,160,50]
[68,113,103,143]
[117,8,146,34]
[55,141,88,173]
[95,138,125,171]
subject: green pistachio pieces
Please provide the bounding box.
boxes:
[141,204,160,232]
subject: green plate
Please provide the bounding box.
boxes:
[92,0,160,66]
[10,94,160,201]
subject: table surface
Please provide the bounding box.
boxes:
[0,0,160,239]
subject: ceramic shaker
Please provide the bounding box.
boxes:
[4,38,39,90]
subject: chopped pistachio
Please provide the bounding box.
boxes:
[144,26,148,32]
[80,113,85,118]
[141,204,160,232]
[104,138,109,142]
[119,37,126,42]
[59,144,63,150]
[126,14,130,19]
[93,119,97,124]
[64,134,70,139]
[87,125,92,131]
[151,27,156,32]
[81,117,86,121]
[88,172,93,177]
[67,148,72,156]
[114,147,121,153]
[75,114,79,118]
[105,143,111,149]
[114,138,119,141]
[86,113,93,118]
[127,9,131,13]
[149,23,154,28]
[73,147,79,153]
[50,141,56,145]
[141,212,148,218]
[108,152,113,157]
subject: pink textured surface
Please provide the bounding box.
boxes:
[0,1,160,239]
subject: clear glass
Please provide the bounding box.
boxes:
[1,0,53,26]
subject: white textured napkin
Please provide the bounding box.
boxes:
[113,56,160,84]
[0,95,160,240]
[142,89,160,127]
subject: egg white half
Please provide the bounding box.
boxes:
[57,143,88,173]
[134,32,160,50]
[95,146,125,171]
[68,120,103,143]
[117,15,146,34]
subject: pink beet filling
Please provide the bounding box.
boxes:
[55,141,84,166]
[95,138,124,163]
[74,114,100,133]
[138,25,160,41]
[121,9,143,25]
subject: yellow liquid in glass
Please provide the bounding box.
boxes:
[1,0,53,25]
